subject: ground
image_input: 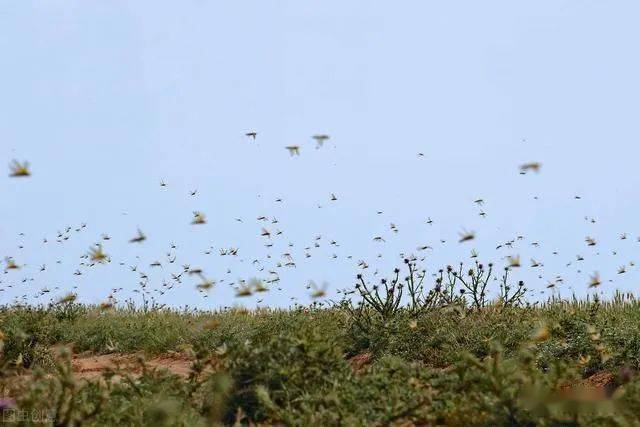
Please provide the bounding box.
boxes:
[2,302,640,425]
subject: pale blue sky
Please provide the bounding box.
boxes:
[2,1,639,308]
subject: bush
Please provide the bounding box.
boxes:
[2,301,640,425]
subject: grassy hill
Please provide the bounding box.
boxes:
[2,296,640,425]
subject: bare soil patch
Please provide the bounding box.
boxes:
[72,352,193,379]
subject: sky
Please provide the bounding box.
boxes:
[1,1,640,309]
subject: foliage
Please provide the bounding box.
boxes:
[1,299,640,425]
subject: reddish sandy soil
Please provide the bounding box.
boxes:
[76,350,378,379]
[559,371,617,402]
[71,352,194,379]
[347,352,372,373]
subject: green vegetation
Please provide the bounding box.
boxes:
[2,294,640,425]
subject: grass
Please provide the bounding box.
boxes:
[2,296,640,425]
